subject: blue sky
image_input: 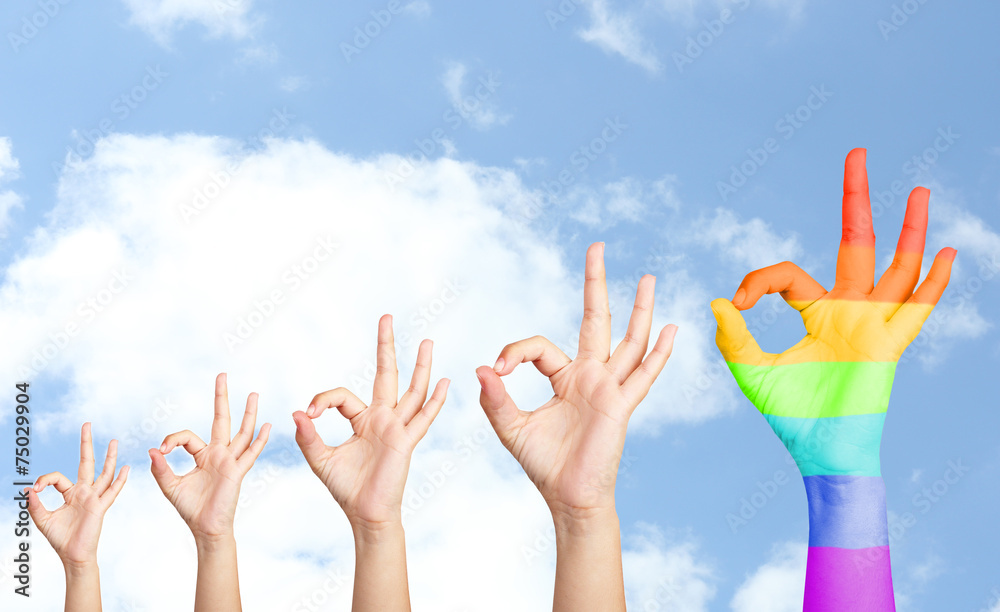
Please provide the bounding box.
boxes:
[1,0,999,610]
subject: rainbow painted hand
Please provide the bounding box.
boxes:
[711,148,955,611]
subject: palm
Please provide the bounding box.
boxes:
[36,487,106,564]
[293,315,450,528]
[165,446,245,538]
[316,407,415,523]
[508,362,632,510]
[478,243,678,515]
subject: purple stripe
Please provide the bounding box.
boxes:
[803,546,895,611]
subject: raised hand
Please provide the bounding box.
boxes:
[27,422,128,611]
[149,373,271,611]
[293,314,449,527]
[292,314,449,612]
[711,148,955,476]
[477,242,677,516]
[149,373,270,541]
[476,242,677,612]
[710,148,956,611]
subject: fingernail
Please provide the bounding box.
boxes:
[477,371,486,389]
[733,288,746,306]
[159,443,167,453]
[306,404,316,416]
[493,357,505,373]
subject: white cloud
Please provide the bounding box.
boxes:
[0,137,23,237]
[442,62,510,131]
[568,175,680,227]
[623,523,716,611]
[236,43,279,67]
[989,595,1000,612]
[689,208,803,271]
[892,554,947,610]
[402,0,432,16]
[730,541,806,612]
[932,203,1000,266]
[121,0,261,46]
[0,132,726,609]
[279,75,310,93]
[660,0,806,23]
[578,0,662,74]
[576,0,807,71]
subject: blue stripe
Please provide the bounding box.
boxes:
[763,413,885,477]
[804,475,888,549]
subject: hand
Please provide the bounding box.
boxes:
[476,242,677,518]
[149,373,271,542]
[26,423,129,568]
[293,314,449,530]
[710,148,956,476]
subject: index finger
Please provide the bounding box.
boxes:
[834,148,876,293]
[578,242,612,361]
[210,372,231,444]
[372,314,399,406]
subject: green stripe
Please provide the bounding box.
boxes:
[726,361,896,418]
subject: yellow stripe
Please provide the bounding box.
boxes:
[717,299,934,365]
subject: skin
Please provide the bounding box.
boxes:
[26,422,129,612]
[149,373,271,612]
[477,242,678,612]
[293,314,449,612]
[711,148,956,609]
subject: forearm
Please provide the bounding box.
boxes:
[64,561,102,612]
[351,521,410,612]
[195,535,242,612]
[803,475,894,611]
[551,506,626,612]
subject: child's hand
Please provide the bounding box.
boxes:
[27,423,129,568]
[476,242,677,519]
[293,314,449,531]
[149,373,271,543]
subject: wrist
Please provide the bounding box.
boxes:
[350,518,405,545]
[194,532,237,556]
[550,503,620,538]
[62,557,99,578]
[803,474,888,549]
[351,520,406,555]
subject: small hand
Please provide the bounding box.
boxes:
[476,242,677,517]
[149,373,271,542]
[293,314,449,530]
[27,422,129,568]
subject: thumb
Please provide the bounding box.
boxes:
[148,448,178,497]
[710,298,769,365]
[476,366,522,447]
[292,411,328,469]
[25,488,51,528]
